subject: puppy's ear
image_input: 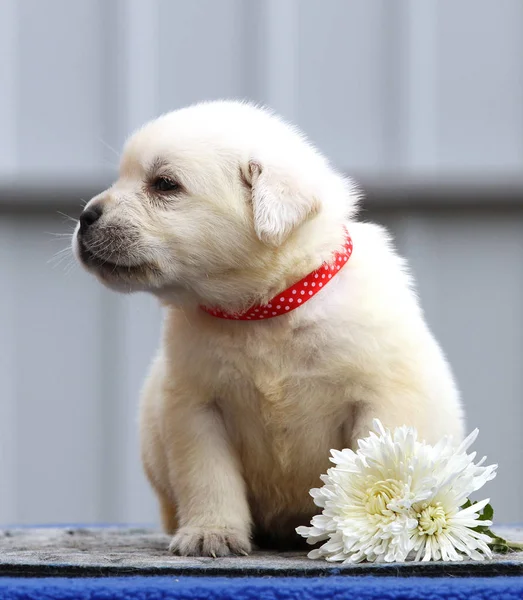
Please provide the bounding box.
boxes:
[246,160,320,246]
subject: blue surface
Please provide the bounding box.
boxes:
[2,576,523,600]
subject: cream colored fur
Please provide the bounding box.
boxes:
[73,100,464,557]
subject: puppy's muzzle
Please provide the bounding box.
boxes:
[79,204,103,235]
[76,203,105,266]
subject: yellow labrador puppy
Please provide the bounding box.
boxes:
[73,100,463,557]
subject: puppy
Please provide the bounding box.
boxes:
[73,100,464,557]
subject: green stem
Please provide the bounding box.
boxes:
[486,528,523,554]
[506,540,523,552]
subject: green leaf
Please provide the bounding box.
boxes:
[460,498,493,521]
[483,529,523,554]
[461,499,523,554]
[479,503,494,522]
[491,543,510,554]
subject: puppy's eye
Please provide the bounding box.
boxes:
[153,177,180,193]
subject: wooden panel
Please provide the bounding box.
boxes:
[400,0,438,170]
[296,0,393,171]
[259,0,300,118]
[0,217,18,523]
[16,0,108,175]
[0,212,163,525]
[395,211,523,523]
[436,0,523,171]
[117,296,162,524]
[2,0,523,179]
[121,0,161,136]
[157,0,247,112]
[0,0,18,175]
[8,215,108,523]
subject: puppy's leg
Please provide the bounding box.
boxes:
[350,391,463,448]
[163,389,252,557]
[140,356,179,535]
[350,401,421,447]
[142,459,178,534]
[157,493,178,535]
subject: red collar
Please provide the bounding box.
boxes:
[200,230,353,320]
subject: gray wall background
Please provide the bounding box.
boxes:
[1,0,522,526]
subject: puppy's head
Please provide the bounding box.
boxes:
[73,101,356,304]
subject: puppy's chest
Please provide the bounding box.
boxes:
[205,323,347,416]
[207,325,350,478]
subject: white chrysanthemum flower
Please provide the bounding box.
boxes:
[296,420,497,563]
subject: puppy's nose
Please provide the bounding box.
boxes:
[79,205,103,234]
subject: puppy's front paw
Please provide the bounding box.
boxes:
[169,526,251,557]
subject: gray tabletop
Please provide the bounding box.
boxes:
[1,527,523,578]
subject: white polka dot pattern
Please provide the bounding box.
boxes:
[201,229,353,320]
